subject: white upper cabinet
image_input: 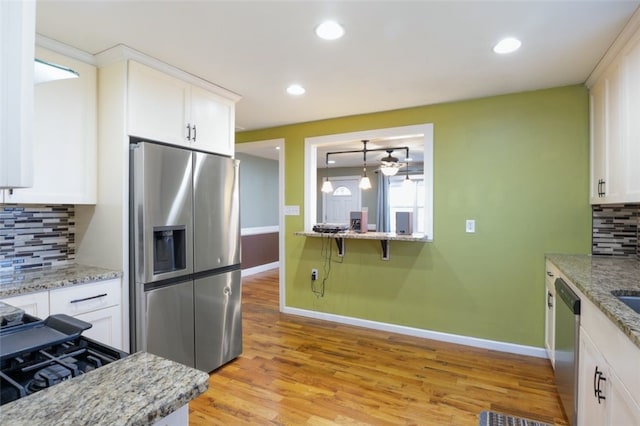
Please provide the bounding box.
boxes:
[0,1,35,189]
[128,61,235,156]
[590,27,640,204]
[6,47,97,204]
[127,61,189,147]
[189,85,234,156]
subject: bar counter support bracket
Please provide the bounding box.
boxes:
[335,237,345,257]
[380,240,390,260]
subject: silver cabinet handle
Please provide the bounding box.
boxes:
[70,293,107,304]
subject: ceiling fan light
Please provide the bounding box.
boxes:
[380,165,400,176]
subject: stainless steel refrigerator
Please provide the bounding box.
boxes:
[129,140,242,372]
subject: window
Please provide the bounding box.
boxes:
[388,175,425,233]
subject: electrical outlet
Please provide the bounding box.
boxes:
[466,219,476,233]
[311,268,318,281]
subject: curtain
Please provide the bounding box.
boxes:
[376,172,390,232]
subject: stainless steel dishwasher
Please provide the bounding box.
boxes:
[554,278,581,426]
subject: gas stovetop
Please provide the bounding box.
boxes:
[0,312,128,406]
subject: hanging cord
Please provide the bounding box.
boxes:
[311,233,343,297]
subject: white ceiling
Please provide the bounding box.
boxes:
[36,1,639,135]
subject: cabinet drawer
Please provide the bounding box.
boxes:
[50,279,121,316]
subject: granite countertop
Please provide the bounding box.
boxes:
[0,351,210,426]
[546,254,640,350]
[295,230,429,241]
[0,263,122,298]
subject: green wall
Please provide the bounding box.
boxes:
[237,85,591,347]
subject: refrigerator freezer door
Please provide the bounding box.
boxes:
[193,153,241,272]
[131,142,194,283]
[145,280,195,368]
[194,269,242,372]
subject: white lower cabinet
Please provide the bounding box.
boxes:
[546,261,640,425]
[1,279,123,350]
[74,305,122,349]
[50,278,122,350]
[579,329,640,426]
[578,329,608,426]
[0,291,49,318]
[544,261,558,367]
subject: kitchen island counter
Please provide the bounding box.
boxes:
[0,263,122,298]
[546,254,640,350]
[0,351,209,426]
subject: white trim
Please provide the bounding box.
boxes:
[305,124,434,240]
[241,226,279,236]
[242,261,279,277]
[94,44,241,102]
[35,34,96,65]
[586,7,640,87]
[282,306,548,359]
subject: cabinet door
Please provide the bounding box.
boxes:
[6,48,97,204]
[544,279,555,367]
[0,291,49,318]
[603,64,625,201]
[75,305,123,350]
[590,79,606,203]
[622,37,640,202]
[190,85,234,156]
[128,61,189,147]
[608,372,640,426]
[0,1,35,189]
[578,329,608,426]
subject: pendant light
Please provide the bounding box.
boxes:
[359,140,372,190]
[321,153,334,193]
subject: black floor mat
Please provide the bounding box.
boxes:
[478,410,553,426]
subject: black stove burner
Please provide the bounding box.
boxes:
[0,334,128,406]
[28,364,74,392]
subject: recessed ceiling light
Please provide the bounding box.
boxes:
[493,37,521,54]
[328,160,336,164]
[286,84,305,95]
[315,20,345,40]
[275,146,280,150]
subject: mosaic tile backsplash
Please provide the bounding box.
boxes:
[592,204,640,258]
[0,205,75,270]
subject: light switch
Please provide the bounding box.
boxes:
[284,205,300,216]
[466,219,475,233]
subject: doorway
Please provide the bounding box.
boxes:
[234,139,285,312]
[322,176,361,224]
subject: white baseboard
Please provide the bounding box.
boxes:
[282,306,548,359]
[242,261,279,277]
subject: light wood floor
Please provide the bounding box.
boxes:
[189,270,568,425]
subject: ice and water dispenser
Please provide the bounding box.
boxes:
[153,226,186,274]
